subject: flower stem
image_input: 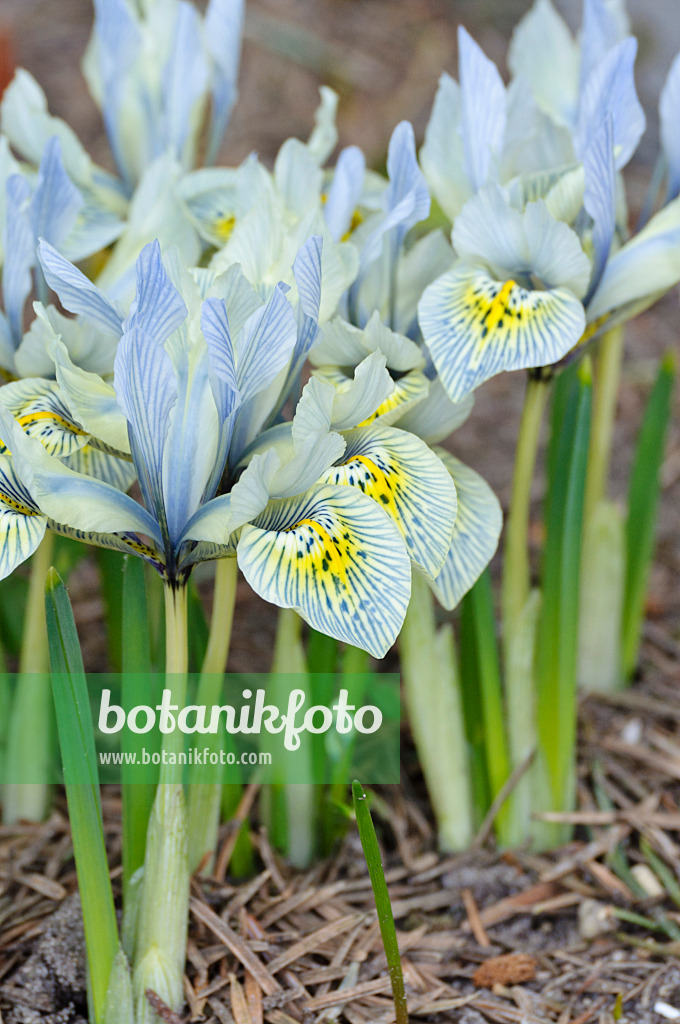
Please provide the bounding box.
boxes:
[2,531,55,824]
[188,558,240,873]
[502,377,549,642]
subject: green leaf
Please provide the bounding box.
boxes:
[45,567,118,1024]
[622,351,677,679]
[121,556,158,897]
[352,781,409,1024]
[536,359,592,844]
[459,568,511,840]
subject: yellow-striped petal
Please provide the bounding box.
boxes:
[0,454,47,580]
[321,426,457,579]
[429,450,502,610]
[237,484,411,658]
[419,264,585,401]
[0,378,90,458]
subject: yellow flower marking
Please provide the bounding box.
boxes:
[214,214,236,242]
[16,410,87,435]
[342,209,364,242]
[0,491,40,516]
[286,517,349,582]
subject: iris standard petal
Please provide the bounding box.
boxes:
[458,26,506,192]
[38,239,124,336]
[237,483,411,658]
[583,113,616,302]
[660,52,680,202]
[575,37,645,170]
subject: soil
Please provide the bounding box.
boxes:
[0,2,679,1022]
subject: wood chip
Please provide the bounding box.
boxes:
[472,954,538,989]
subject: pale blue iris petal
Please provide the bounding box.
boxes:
[383,121,430,251]
[234,285,297,403]
[660,53,680,202]
[2,175,34,348]
[267,430,347,500]
[162,1,209,162]
[30,137,84,250]
[201,297,239,420]
[0,313,15,372]
[237,483,411,658]
[113,326,177,523]
[57,196,125,264]
[429,451,502,610]
[580,0,627,93]
[125,240,188,340]
[452,184,526,275]
[324,146,366,242]
[204,0,244,164]
[38,239,123,336]
[162,341,220,543]
[458,26,507,192]
[272,236,324,419]
[181,448,279,545]
[583,113,616,302]
[63,446,136,492]
[576,37,645,170]
[586,197,680,322]
[91,0,142,188]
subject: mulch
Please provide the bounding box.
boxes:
[2,624,680,1024]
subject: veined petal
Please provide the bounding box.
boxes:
[0,378,90,458]
[660,52,680,202]
[235,284,297,402]
[321,425,457,578]
[458,26,506,191]
[419,264,586,401]
[201,297,239,419]
[63,445,136,491]
[429,450,502,609]
[125,239,188,340]
[583,113,616,301]
[114,326,177,519]
[237,483,411,658]
[453,185,591,296]
[0,455,47,580]
[204,0,244,164]
[0,407,161,543]
[324,146,366,242]
[181,449,279,545]
[586,196,680,322]
[580,0,629,91]
[38,239,123,336]
[267,431,347,500]
[2,174,34,349]
[30,137,84,250]
[162,0,209,163]
[575,37,645,170]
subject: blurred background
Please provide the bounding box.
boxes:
[0,0,678,669]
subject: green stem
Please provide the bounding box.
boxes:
[502,377,549,640]
[584,326,624,525]
[352,782,409,1024]
[188,558,239,873]
[400,572,473,851]
[133,581,190,1018]
[3,531,55,824]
